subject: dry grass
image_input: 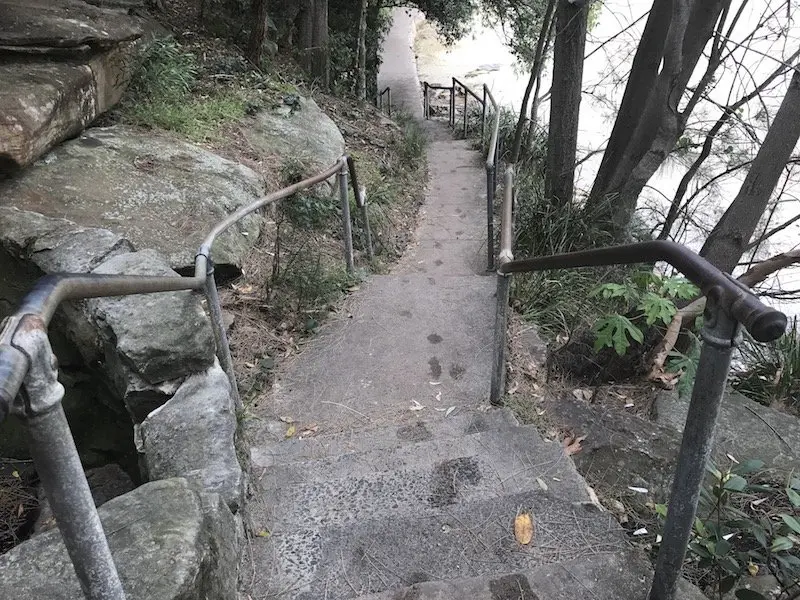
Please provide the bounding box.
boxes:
[0,460,37,555]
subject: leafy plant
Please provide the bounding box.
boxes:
[590,272,699,355]
[652,459,800,599]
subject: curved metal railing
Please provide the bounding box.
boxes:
[0,154,372,600]
[490,162,787,600]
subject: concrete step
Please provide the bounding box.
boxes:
[251,407,519,469]
[251,489,626,599]
[261,425,593,529]
[352,550,708,600]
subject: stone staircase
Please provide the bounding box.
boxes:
[245,408,704,599]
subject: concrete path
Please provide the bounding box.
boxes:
[240,10,705,600]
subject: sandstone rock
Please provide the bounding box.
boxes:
[90,249,215,386]
[243,96,345,177]
[0,478,239,600]
[1,127,265,271]
[655,389,800,472]
[139,361,244,511]
[0,0,142,50]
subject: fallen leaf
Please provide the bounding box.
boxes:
[624,402,634,408]
[572,388,592,402]
[409,400,425,411]
[11,470,19,479]
[435,391,442,402]
[536,477,548,491]
[17,504,24,517]
[255,530,270,538]
[628,486,649,494]
[514,512,535,545]
[747,562,759,576]
[632,527,648,536]
[562,434,586,456]
[299,424,319,438]
[285,424,296,438]
[278,416,295,424]
[507,382,519,395]
[444,406,456,417]
[429,381,442,386]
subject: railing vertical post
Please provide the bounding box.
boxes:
[204,261,242,412]
[338,163,355,273]
[490,273,511,405]
[450,78,455,129]
[463,87,469,138]
[648,300,740,600]
[481,85,487,142]
[486,163,495,271]
[423,82,428,119]
[9,320,126,600]
[387,88,391,117]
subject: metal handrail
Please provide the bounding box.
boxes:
[491,181,788,600]
[0,154,370,600]
[421,76,501,271]
[377,86,391,116]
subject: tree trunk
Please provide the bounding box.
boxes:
[298,0,329,87]
[365,0,382,102]
[510,0,556,164]
[700,68,800,274]
[245,0,269,66]
[544,0,588,206]
[584,0,729,237]
[356,0,368,101]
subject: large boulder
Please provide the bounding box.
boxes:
[138,361,244,512]
[0,1,146,171]
[0,478,240,600]
[242,96,345,176]
[0,127,265,272]
[0,0,142,49]
[655,389,800,472]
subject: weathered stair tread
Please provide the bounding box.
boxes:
[269,273,495,431]
[251,407,519,468]
[251,491,626,599]
[353,550,708,600]
[260,425,590,528]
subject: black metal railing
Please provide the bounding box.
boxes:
[377,86,392,116]
[490,167,788,600]
[423,78,501,271]
[0,155,372,600]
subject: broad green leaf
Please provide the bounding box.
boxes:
[731,459,764,476]
[661,276,700,300]
[638,292,677,326]
[714,538,732,557]
[770,536,794,553]
[787,487,800,507]
[735,590,769,600]
[781,514,800,535]
[724,474,748,492]
[592,315,644,355]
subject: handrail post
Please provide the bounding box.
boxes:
[387,88,391,117]
[204,259,242,412]
[486,163,496,271]
[423,82,429,119]
[481,85,487,141]
[490,272,511,405]
[338,163,355,273]
[450,78,455,129]
[4,317,126,600]
[463,85,469,138]
[648,298,740,600]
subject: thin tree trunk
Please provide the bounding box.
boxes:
[585,0,730,236]
[356,0,368,101]
[246,0,269,66]
[657,49,799,240]
[366,0,383,102]
[700,68,800,274]
[525,12,557,153]
[545,0,588,206]
[510,0,556,164]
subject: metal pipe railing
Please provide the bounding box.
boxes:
[0,154,369,600]
[491,234,787,600]
[378,86,391,116]
[484,86,501,272]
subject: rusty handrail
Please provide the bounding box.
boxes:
[499,240,786,342]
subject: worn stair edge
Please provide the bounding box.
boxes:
[352,549,707,600]
[250,406,519,468]
[250,490,627,600]
[261,425,593,530]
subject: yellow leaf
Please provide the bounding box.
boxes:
[256,530,270,538]
[285,424,296,438]
[514,512,534,545]
[11,470,19,478]
[747,562,759,577]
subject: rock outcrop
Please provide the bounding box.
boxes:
[243,95,345,177]
[0,0,147,171]
[0,127,265,273]
[0,478,240,600]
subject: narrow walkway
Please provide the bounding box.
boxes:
[241,11,705,600]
